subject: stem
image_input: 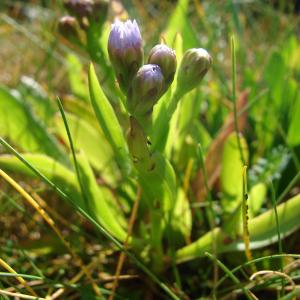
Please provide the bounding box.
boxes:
[231,36,246,165]
[151,91,181,151]
[150,206,164,272]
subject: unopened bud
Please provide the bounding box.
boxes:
[91,0,109,23]
[127,64,165,117]
[64,0,108,28]
[58,16,81,41]
[108,19,143,93]
[176,48,212,96]
[148,44,176,88]
[64,0,93,19]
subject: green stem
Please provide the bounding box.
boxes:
[150,207,164,272]
[151,91,181,151]
[231,36,246,165]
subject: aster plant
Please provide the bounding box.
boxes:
[84,19,300,278]
[88,19,212,270]
[1,9,300,299]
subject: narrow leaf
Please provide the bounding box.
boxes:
[88,64,131,174]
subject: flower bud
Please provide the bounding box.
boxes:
[148,44,177,88]
[176,48,212,96]
[108,19,143,93]
[64,0,108,29]
[64,0,93,19]
[58,16,81,42]
[127,64,165,117]
[90,0,109,23]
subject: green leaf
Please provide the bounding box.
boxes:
[220,133,249,213]
[264,52,286,106]
[167,188,192,245]
[287,93,300,146]
[0,86,66,164]
[76,152,128,241]
[0,154,84,209]
[88,64,131,174]
[55,112,119,185]
[67,54,89,101]
[163,0,197,50]
[62,97,98,127]
[19,76,56,126]
[248,183,267,218]
[176,193,300,263]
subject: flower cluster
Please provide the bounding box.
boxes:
[107,19,212,119]
[108,20,178,118]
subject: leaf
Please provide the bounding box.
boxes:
[0,86,67,164]
[0,154,84,209]
[55,112,119,185]
[167,188,192,245]
[67,54,89,101]
[163,0,198,50]
[176,193,300,263]
[264,52,286,106]
[88,64,131,174]
[287,93,300,146]
[62,97,99,127]
[76,152,128,241]
[19,76,56,126]
[192,90,249,201]
[220,132,249,213]
[248,183,267,218]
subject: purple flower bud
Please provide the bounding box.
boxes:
[108,19,143,93]
[127,64,165,117]
[176,48,212,96]
[148,44,177,87]
[58,16,81,41]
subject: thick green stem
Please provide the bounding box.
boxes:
[150,207,164,272]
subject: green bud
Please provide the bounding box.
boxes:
[176,48,212,96]
[148,44,177,88]
[127,64,165,117]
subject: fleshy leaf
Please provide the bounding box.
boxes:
[76,153,128,241]
[88,64,131,174]
[176,193,300,263]
[220,132,249,213]
[0,86,67,164]
[55,112,119,185]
